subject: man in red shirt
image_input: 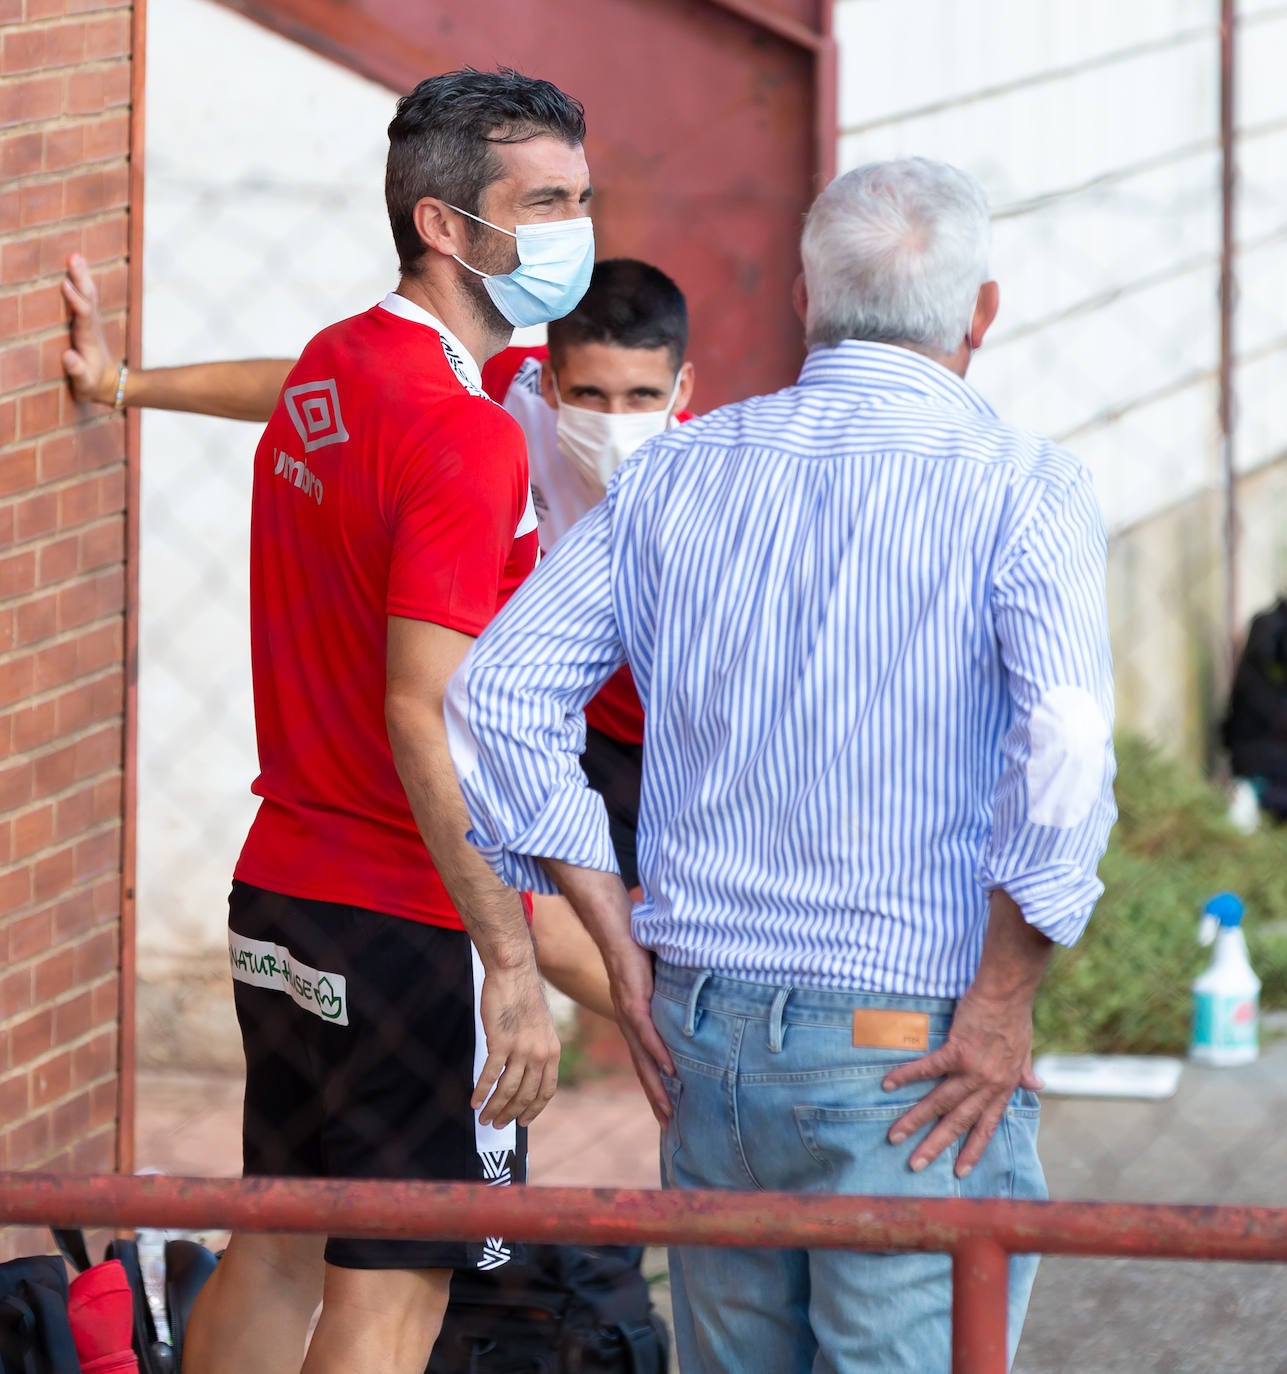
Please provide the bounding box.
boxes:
[64,258,696,1006]
[110,69,593,1374]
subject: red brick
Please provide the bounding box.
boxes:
[9,1007,53,1065]
[93,565,123,616]
[55,681,95,736]
[83,112,128,163]
[40,432,86,487]
[94,262,127,312]
[74,723,119,777]
[75,620,120,675]
[73,418,124,473]
[17,386,61,441]
[4,906,49,964]
[0,294,17,338]
[79,515,123,571]
[52,988,93,1042]
[32,739,75,795]
[52,1088,91,1142]
[2,26,47,74]
[0,185,18,233]
[71,1128,114,1172]
[0,341,40,391]
[0,1068,30,1124]
[0,234,41,280]
[32,844,74,902]
[0,0,21,21]
[25,0,66,17]
[96,466,125,514]
[54,776,94,835]
[5,1113,51,1168]
[44,18,87,66]
[89,1077,116,1129]
[10,697,57,751]
[50,885,94,941]
[0,863,33,917]
[0,445,36,497]
[0,547,37,597]
[31,946,76,1004]
[14,489,57,540]
[0,757,34,811]
[56,575,98,631]
[90,769,119,818]
[37,531,79,583]
[0,398,16,448]
[0,649,34,706]
[64,164,128,218]
[0,606,13,654]
[29,1046,72,1107]
[12,802,54,860]
[0,128,41,178]
[89,975,116,1026]
[0,73,61,129]
[85,14,129,61]
[37,224,84,277]
[72,1028,113,1082]
[83,213,126,263]
[34,635,77,690]
[16,589,57,646]
[65,62,129,115]
[18,177,63,228]
[18,280,65,333]
[73,826,118,881]
[57,475,98,529]
[90,873,116,920]
[89,675,122,732]
[73,927,116,983]
[39,332,71,383]
[0,817,10,864]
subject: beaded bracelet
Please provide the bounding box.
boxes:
[113,362,129,411]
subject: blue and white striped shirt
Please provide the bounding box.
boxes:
[449,342,1116,997]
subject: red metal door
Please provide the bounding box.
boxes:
[213,0,835,410]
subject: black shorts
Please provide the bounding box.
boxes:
[580,725,643,890]
[228,880,527,1272]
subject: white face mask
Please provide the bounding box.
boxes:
[553,373,682,493]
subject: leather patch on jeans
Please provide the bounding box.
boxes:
[852,1009,929,1051]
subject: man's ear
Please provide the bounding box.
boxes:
[674,360,696,415]
[969,280,1000,350]
[412,197,466,260]
[539,360,558,410]
[792,272,808,327]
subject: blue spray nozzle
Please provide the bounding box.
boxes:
[1205,892,1245,927]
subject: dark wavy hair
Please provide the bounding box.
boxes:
[385,67,586,276]
[548,259,689,371]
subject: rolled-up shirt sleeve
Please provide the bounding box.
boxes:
[982,465,1117,946]
[445,499,626,894]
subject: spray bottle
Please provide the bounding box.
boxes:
[1189,892,1260,1067]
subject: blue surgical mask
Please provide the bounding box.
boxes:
[450,206,594,329]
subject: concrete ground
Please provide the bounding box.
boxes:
[134,1036,1287,1372]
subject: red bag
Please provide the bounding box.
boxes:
[66,1261,138,1374]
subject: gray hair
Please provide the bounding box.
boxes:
[800,158,991,355]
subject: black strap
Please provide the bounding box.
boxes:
[47,1231,91,1277]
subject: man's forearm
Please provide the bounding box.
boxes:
[969,888,1054,1005]
[387,695,538,974]
[537,858,636,971]
[109,359,294,422]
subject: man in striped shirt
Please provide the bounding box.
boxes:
[449,157,1117,1372]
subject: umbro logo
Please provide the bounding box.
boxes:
[284,379,349,452]
[477,1238,512,1270]
[480,1150,512,1186]
[273,449,323,505]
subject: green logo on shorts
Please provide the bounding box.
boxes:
[315,976,344,1021]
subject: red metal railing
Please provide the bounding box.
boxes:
[4,1172,1287,1373]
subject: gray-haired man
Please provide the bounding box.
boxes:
[448,158,1117,1371]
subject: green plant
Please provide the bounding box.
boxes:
[1033,735,1287,1055]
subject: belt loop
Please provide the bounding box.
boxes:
[767,986,792,1053]
[683,969,712,1038]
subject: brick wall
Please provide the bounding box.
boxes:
[1,0,138,1260]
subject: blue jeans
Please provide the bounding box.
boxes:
[653,962,1046,1374]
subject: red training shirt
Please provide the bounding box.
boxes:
[235,294,538,927]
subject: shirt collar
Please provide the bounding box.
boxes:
[797,340,996,419]
[378,291,485,395]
